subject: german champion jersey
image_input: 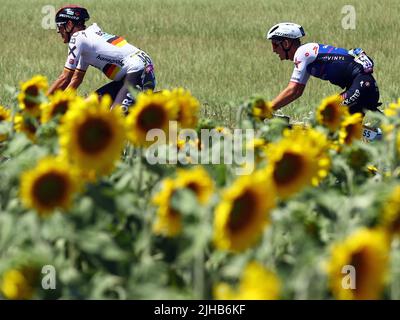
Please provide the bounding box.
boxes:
[64,23,152,81]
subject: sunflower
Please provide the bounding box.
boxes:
[0,106,11,142]
[169,88,200,128]
[339,113,363,145]
[126,90,178,147]
[153,167,214,237]
[214,261,281,300]
[58,94,127,177]
[380,186,400,236]
[17,75,48,116]
[265,133,330,199]
[152,178,182,237]
[325,228,390,300]
[316,94,349,131]
[0,105,11,122]
[14,114,39,142]
[41,89,79,123]
[174,166,214,204]
[383,99,400,117]
[213,126,232,136]
[20,156,80,215]
[0,267,39,300]
[250,98,274,120]
[213,171,276,252]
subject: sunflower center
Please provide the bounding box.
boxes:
[349,248,368,295]
[186,182,200,195]
[228,190,256,232]
[0,115,5,122]
[273,152,304,185]
[25,86,39,97]
[24,119,37,134]
[50,101,69,117]
[390,214,400,233]
[321,104,336,122]
[24,86,39,109]
[137,104,167,132]
[32,172,69,207]
[345,124,360,144]
[77,118,113,154]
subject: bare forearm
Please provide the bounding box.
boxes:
[47,76,70,96]
[66,78,82,91]
[271,87,299,111]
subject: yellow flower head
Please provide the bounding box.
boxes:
[17,75,48,116]
[152,178,182,237]
[174,166,214,204]
[152,167,214,237]
[170,88,200,128]
[265,132,330,199]
[316,94,349,131]
[20,156,80,215]
[14,114,39,142]
[58,94,127,177]
[214,261,281,300]
[213,171,276,252]
[381,186,400,236]
[383,99,400,117]
[251,98,274,120]
[0,105,11,122]
[339,113,363,145]
[126,90,178,147]
[41,89,79,123]
[0,267,39,300]
[325,228,390,300]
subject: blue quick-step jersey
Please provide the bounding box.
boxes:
[290,43,373,89]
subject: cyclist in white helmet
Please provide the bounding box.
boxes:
[266,22,381,115]
[47,5,156,114]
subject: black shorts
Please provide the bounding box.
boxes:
[341,73,380,114]
[95,66,156,114]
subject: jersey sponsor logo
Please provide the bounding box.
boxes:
[68,45,77,58]
[69,59,75,65]
[320,55,346,61]
[294,57,302,68]
[96,54,124,67]
[343,89,360,105]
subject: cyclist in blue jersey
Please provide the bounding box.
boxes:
[265,22,381,115]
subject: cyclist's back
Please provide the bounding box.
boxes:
[291,42,379,114]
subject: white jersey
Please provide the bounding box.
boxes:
[290,42,319,85]
[64,23,153,81]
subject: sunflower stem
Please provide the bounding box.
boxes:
[194,243,205,299]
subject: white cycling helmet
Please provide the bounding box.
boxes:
[266,22,305,40]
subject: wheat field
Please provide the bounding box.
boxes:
[1,0,399,123]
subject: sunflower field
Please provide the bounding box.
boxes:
[0,74,400,300]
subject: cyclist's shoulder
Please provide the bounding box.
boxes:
[70,23,99,41]
[295,42,319,55]
[294,43,319,62]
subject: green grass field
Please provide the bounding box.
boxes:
[1,0,399,124]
